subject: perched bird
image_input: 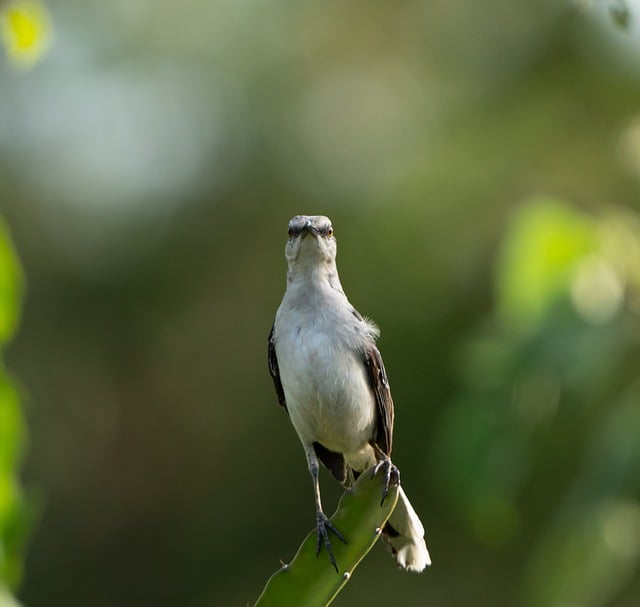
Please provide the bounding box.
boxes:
[268,215,430,572]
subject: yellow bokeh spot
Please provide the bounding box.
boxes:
[0,0,53,69]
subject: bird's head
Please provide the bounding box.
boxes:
[285,215,337,270]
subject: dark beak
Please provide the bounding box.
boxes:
[302,220,319,236]
[288,217,319,238]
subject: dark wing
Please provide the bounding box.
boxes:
[364,344,394,456]
[268,323,287,410]
[313,441,347,485]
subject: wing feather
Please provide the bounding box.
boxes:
[364,344,394,456]
[268,323,287,410]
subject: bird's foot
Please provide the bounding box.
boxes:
[315,510,347,572]
[371,457,400,506]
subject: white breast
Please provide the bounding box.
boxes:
[274,288,377,456]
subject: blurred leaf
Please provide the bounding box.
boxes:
[609,0,631,30]
[0,484,38,593]
[0,376,23,475]
[430,393,526,547]
[0,219,28,603]
[524,498,640,607]
[0,377,35,591]
[0,218,23,347]
[522,378,640,607]
[0,586,20,607]
[436,198,640,559]
[579,381,640,499]
[598,209,640,295]
[496,198,598,329]
[0,0,53,70]
[254,468,399,607]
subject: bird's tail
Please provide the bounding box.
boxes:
[382,486,431,572]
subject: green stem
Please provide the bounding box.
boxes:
[254,468,399,607]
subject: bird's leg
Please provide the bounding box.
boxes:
[369,442,401,506]
[303,444,347,572]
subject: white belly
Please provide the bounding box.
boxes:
[275,320,377,456]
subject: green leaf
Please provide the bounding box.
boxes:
[0,218,29,603]
[254,468,399,607]
[0,375,23,476]
[0,218,23,347]
[496,197,597,329]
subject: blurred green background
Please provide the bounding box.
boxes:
[2,0,640,605]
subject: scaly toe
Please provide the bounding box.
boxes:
[315,511,347,573]
[372,459,400,505]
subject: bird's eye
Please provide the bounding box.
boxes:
[288,227,293,237]
[327,226,334,237]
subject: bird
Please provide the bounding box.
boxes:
[268,214,430,573]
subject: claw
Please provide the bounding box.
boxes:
[315,511,347,572]
[371,458,400,505]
